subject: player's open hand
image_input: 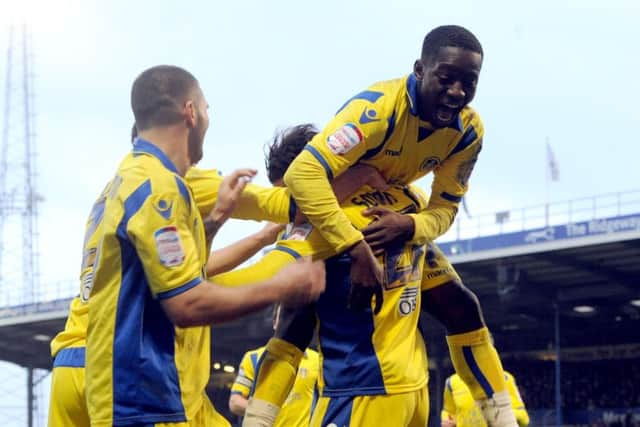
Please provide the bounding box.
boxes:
[210,168,257,223]
[362,207,415,255]
[347,240,384,314]
[277,257,326,307]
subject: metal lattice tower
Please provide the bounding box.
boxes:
[0,22,40,307]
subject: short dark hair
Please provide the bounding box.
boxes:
[131,123,137,143]
[421,25,483,62]
[265,124,319,183]
[131,65,198,131]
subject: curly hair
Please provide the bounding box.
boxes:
[264,123,319,184]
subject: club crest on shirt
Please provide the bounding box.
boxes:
[326,123,363,155]
[154,226,185,267]
[456,142,482,186]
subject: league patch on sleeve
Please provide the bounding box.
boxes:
[326,123,363,155]
[154,226,185,267]
[283,223,313,241]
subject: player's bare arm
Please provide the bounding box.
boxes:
[206,222,284,277]
[161,256,325,327]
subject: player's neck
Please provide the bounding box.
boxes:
[138,127,190,176]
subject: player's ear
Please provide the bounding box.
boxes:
[184,100,197,128]
[413,59,424,80]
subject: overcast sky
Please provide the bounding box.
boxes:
[1,0,640,301]
[1,1,640,425]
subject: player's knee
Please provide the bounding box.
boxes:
[274,304,316,351]
[423,280,485,334]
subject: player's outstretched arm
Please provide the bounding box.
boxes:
[206,222,284,277]
[161,257,325,327]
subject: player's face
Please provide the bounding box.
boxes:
[414,46,482,128]
[187,88,209,165]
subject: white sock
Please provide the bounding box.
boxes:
[478,391,518,427]
[242,398,280,427]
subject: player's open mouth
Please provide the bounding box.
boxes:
[435,106,458,124]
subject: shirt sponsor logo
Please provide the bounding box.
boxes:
[351,189,398,208]
[326,123,363,155]
[423,267,454,280]
[384,147,402,156]
[154,226,185,267]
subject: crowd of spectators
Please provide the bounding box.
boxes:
[505,358,640,410]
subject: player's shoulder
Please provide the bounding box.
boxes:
[249,346,267,357]
[337,75,407,116]
[185,167,222,181]
[460,104,484,136]
[117,152,178,196]
[367,75,407,96]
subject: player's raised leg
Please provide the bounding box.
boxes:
[243,305,316,427]
[423,279,517,427]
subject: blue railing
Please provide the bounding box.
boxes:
[440,189,640,242]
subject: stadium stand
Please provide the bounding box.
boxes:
[1,191,639,426]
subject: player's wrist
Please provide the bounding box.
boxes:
[347,239,370,259]
[204,210,226,240]
[399,214,416,240]
[208,207,228,225]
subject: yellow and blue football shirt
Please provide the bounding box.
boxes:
[216,184,432,397]
[284,74,484,252]
[50,297,87,364]
[49,167,294,360]
[186,167,294,225]
[442,372,530,427]
[48,165,296,426]
[84,138,213,426]
[232,347,319,427]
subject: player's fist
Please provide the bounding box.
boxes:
[441,419,456,427]
[276,257,326,307]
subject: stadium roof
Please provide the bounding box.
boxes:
[1,219,639,370]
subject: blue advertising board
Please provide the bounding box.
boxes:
[439,213,640,256]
